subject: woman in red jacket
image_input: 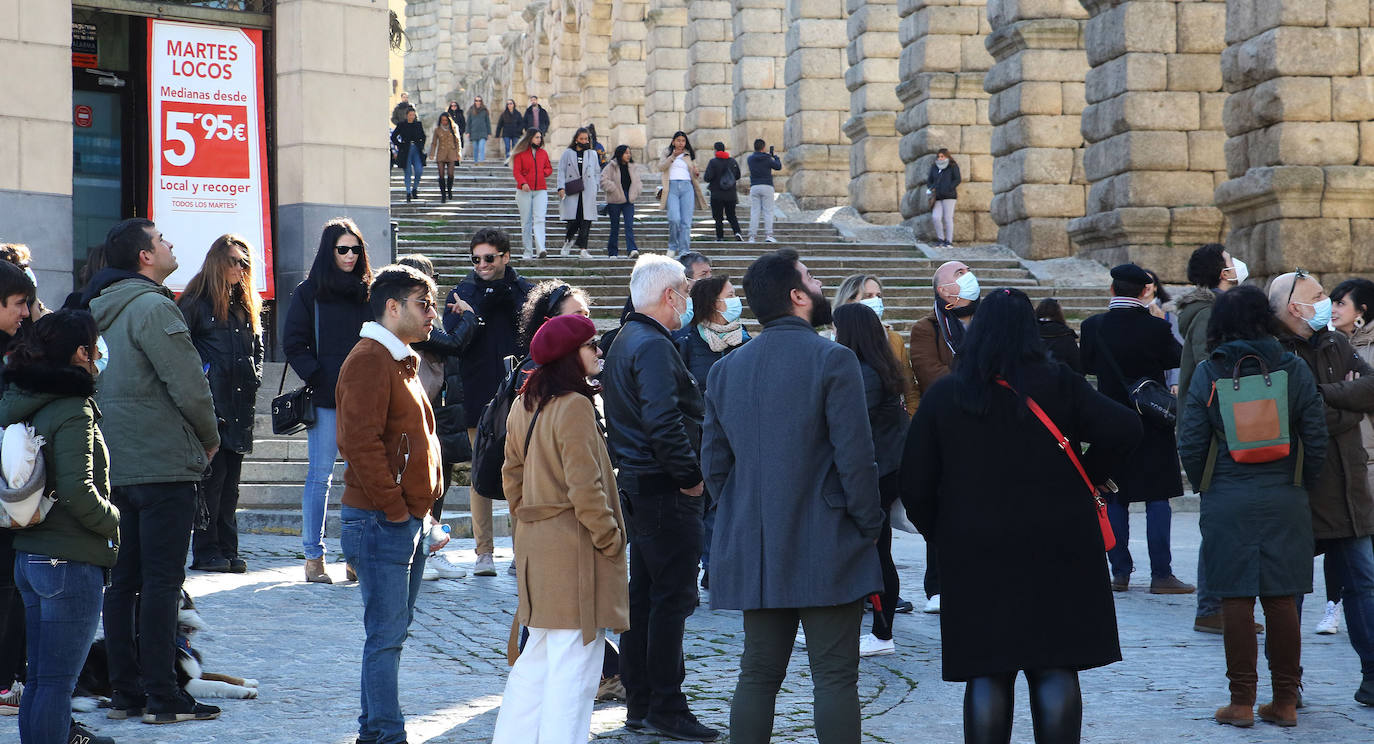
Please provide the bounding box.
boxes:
[512,129,553,260]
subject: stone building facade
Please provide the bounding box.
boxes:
[403,0,1374,281]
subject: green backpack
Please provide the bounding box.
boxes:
[1199,354,1302,491]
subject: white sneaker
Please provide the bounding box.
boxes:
[0,681,21,715]
[859,633,896,657]
[507,561,518,577]
[628,250,639,259]
[474,553,497,576]
[765,235,777,243]
[561,239,574,256]
[924,594,941,614]
[428,553,468,580]
[579,249,594,259]
[522,248,534,260]
[1316,600,1342,635]
[422,563,440,581]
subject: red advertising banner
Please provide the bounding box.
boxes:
[147,19,274,298]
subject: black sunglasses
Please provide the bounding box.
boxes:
[471,254,502,265]
[1285,267,1310,307]
[335,244,362,256]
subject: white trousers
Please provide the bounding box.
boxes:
[516,188,548,256]
[491,627,603,744]
[932,198,957,243]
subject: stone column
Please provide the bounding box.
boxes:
[522,2,553,98]
[0,1,71,305]
[983,0,1090,259]
[645,2,689,158]
[1214,2,1374,282]
[844,0,903,224]
[783,0,851,209]
[276,0,392,314]
[580,3,614,142]
[550,6,584,139]
[685,1,734,152]
[731,0,788,191]
[1067,0,1226,278]
[609,0,649,159]
[402,0,439,112]
[896,0,996,243]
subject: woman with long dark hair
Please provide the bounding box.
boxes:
[1,310,119,744]
[497,99,524,159]
[283,218,375,583]
[429,112,461,203]
[1035,298,1082,375]
[178,234,264,574]
[557,127,601,259]
[599,145,642,258]
[833,302,909,658]
[1178,285,1326,728]
[392,108,426,202]
[493,314,628,743]
[658,131,705,257]
[900,287,1142,744]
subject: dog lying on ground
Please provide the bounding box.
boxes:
[73,589,258,710]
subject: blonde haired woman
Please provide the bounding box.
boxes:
[177,234,264,573]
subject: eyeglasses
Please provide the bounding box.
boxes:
[400,298,437,313]
[471,254,502,265]
[1285,268,1310,307]
[335,244,361,256]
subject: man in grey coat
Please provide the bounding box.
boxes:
[701,247,884,743]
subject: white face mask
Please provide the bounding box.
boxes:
[1227,257,1249,285]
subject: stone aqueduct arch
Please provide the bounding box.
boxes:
[404,0,1374,281]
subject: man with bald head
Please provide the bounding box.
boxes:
[907,260,981,613]
[1270,270,1374,705]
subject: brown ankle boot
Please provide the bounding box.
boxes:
[1258,596,1300,727]
[1217,597,1257,727]
[304,557,333,584]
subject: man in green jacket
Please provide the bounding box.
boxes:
[89,218,223,725]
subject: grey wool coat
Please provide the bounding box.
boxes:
[701,315,885,611]
[557,147,601,221]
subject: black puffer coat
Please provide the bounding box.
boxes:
[179,296,263,454]
[452,268,533,428]
[283,278,374,409]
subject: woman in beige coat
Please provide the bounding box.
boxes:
[493,313,628,744]
[600,144,643,257]
[428,112,461,203]
[658,131,707,257]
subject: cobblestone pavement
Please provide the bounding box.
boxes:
[12,512,1373,743]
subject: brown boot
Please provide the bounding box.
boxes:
[1216,597,1257,727]
[304,557,333,584]
[1258,596,1300,727]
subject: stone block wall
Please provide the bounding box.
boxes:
[784,0,852,209]
[645,2,689,159]
[1067,0,1228,280]
[844,0,903,224]
[731,0,788,191]
[686,0,735,153]
[983,0,1090,259]
[579,3,614,144]
[897,0,997,243]
[609,0,649,158]
[1215,1,1374,282]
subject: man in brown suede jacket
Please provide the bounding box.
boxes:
[336,264,447,744]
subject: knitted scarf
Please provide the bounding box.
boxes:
[699,320,745,353]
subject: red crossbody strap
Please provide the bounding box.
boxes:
[996,379,1095,495]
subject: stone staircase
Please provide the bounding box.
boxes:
[237,162,1127,537]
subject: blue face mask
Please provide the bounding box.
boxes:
[674,290,693,329]
[858,296,884,320]
[1303,297,1333,332]
[94,335,108,374]
[955,271,980,301]
[720,296,743,323]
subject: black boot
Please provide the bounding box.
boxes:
[447,174,455,201]
[437,175,446,203]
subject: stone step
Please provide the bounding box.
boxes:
[237,507,512,541]
[237,481,473,509]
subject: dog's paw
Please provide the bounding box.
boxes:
[243,678,259,688]
[242,687,258,699]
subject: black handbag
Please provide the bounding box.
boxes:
[272,300,318,436]
[1098,335,1176,429]
[564,176,585,195]
[434,388,471,464]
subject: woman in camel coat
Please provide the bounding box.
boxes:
[493,314,628,744]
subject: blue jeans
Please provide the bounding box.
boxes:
[340,507,427,744]
[303,406,338,560]
[473,137,487,163]
[404,145,423,193]
[15,553,103,744]
[666,180,695,256]
[607,202,637,256]
[1106,499,1173,579]
[503,136,517,157]
[1320,536,1374,675]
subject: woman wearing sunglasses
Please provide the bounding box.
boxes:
[284,218,375,583]
[177,235,264,575]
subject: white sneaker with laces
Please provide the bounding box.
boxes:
[422,563,439,581]
[428,553,468,579]
[579,249,594,259]
[0,681,22,715]
[924,594,941,614]
[764,235,777,243]
[474,553,497,576]
[561,240,575,256]
[1316,600,1342,635]
[859,633,896,657]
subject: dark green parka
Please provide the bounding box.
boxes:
[0,363,118,567]
[1178,338,1326,597]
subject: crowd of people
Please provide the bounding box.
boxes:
[5,214,1374,744]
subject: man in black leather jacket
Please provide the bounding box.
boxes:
[600,254,717,741]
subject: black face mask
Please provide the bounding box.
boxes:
[949,298,979,319]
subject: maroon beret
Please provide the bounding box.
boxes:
[530,314,596,365]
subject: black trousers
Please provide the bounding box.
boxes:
[564,218,592,249]
[104,482,197,700]
[0,530,23,688]
[711,198,741,240]
[618,473,703,719]
[925,540,941,599]
[872,472,901,640]
[192,449,244,563]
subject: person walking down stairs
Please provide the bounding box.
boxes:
[430,112,462,204]
[600,145,643,258]
[558,127,601,260]
[392,109,426,202]
[512,129,553,260]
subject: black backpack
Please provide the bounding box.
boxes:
[470,355,525,500]
[717,161,737,191]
